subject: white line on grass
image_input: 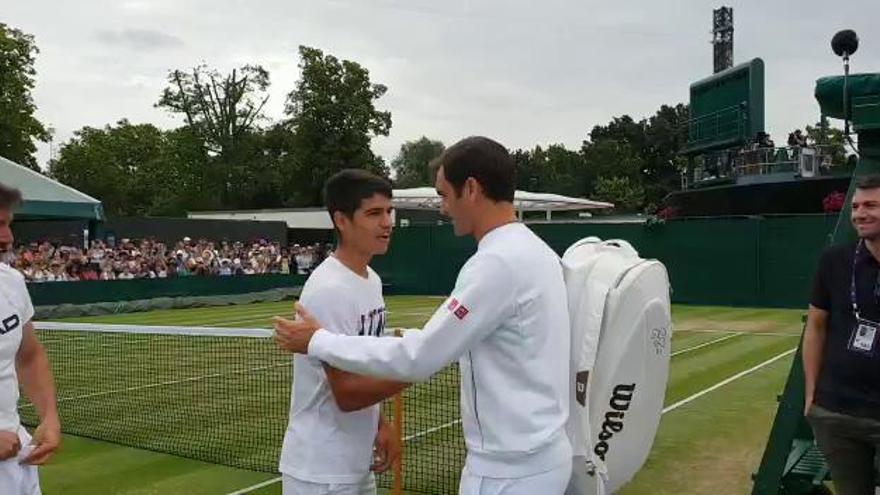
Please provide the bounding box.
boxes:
[39,336,89,345]
[51,336,164,354]
[41,362,289,405]
[671,332,743,357]
[661,347,797,414]
[679,328,800,338]
[404,418,463,442]
[226,344,797,495]
[223,418,467,495]
[225,476,283,495]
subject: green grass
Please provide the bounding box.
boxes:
[29,298,803,494]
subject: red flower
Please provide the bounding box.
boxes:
[657,206,680,220]
[823,191,846,213]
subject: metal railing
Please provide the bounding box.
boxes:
[687,145,836,187]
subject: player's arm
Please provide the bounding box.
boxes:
[802,305,828,415]
[16,321,61,464]
[297,255,514,381]
[323,364,407,412]
[290,285,408,411]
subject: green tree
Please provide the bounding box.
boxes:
[806,120,848,167]
[49,120,168,215]
[392,137,445,187]
[156,63,270,156]
[283,46,392,205]
[578,138,647,211]
[156,63,271,205]
[540,144,590,197]
[143,126,211,215]
[642,104,689,206]
[47,120,217,216]
[513,144,590,198]
[581,139,643,181]
[593,176,645,212]
[0,23,50,170]
[587,115,646,150]
[224,129,285,210]
[582,104,688,209]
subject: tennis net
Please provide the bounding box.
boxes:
[19,321,464,493]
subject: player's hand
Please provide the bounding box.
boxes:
[22,419,61,465]
[273,303,321,354]
[0,430,21,461]
[371,420,400,473]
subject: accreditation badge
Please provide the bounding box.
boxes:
[849,318,879,356]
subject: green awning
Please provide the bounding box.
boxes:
[815,73,880,119]
[0,155,104,220]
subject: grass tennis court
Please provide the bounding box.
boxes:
[30,297,805,494]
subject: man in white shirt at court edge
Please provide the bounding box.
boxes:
[274,136,573,494]
[278,169,407,495]
[0,182,61,494]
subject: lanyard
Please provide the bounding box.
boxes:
[851,240,878,320]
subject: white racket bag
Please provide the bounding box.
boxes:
[563,238,672,494]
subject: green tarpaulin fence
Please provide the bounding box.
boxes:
[28,214,839,310]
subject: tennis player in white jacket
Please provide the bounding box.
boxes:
[274,136,572,494]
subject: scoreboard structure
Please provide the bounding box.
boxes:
[684,58,765,155]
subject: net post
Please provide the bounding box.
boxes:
[392,328,404,495]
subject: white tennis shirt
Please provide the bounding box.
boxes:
[280,256,386,483]
[0,263,33,432]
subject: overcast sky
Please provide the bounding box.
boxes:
[6,0,879,169]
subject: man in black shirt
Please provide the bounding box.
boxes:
[806,175,880,495]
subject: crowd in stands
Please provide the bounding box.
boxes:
[1,237,332,283]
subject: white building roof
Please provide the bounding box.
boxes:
[392,187,614,211]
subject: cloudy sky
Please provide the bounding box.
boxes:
[6,0,879,169]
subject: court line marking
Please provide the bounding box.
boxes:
[404,419,462,442]
[662,347,797,414]
[677,328,800,338]
[225,348,798,494]
[226,347,798,494]
[226,477,283,495]
[670,332,744,357]
[223,418,466,495]
[19,362,290,408]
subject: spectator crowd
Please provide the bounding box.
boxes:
[0,237,332,282]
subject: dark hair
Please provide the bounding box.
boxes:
[0,182,22,210]
[323,168,392,229]
[856,175,880,191]
[430,136,515,202]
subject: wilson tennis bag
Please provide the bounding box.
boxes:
[563,238,672,494]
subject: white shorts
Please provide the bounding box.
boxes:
[458,459,573,495]
[282,473,376,495]
[0,426,41,495]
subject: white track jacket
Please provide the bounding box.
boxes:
[309,223,572,478]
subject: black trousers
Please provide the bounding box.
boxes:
[807,405,880,495]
